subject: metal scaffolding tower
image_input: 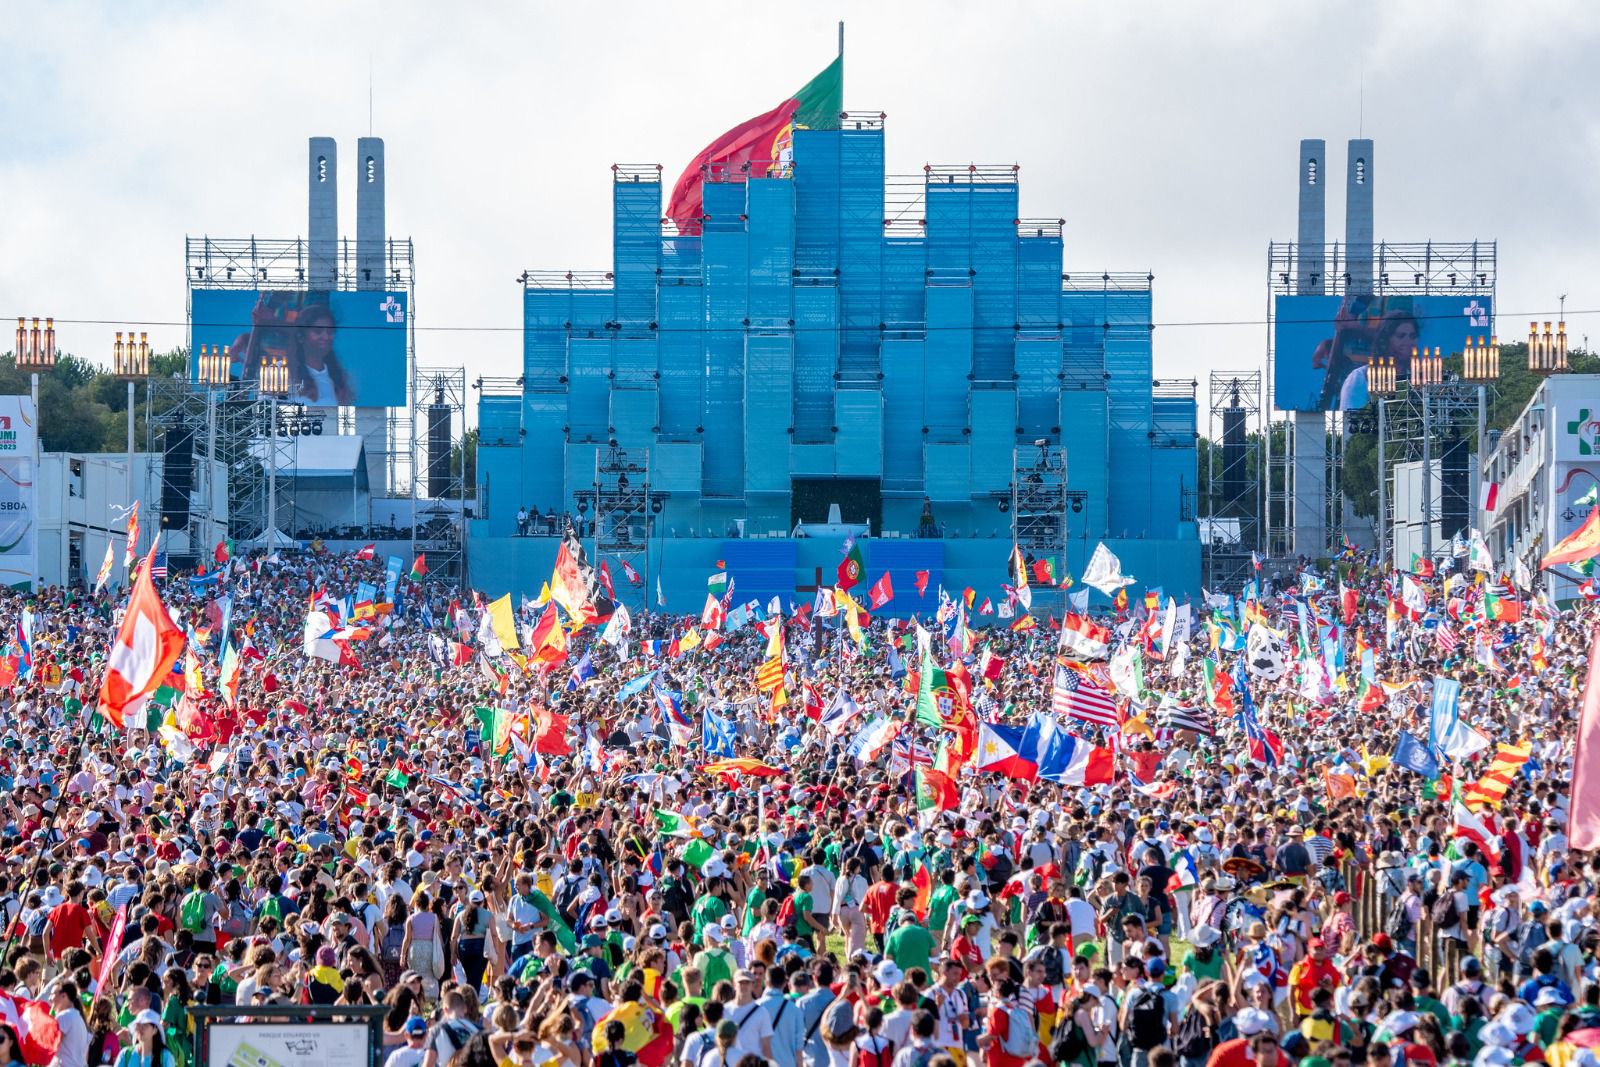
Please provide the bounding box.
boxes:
[1376,378,1487,566]
[1203,371,1263,592]
[410,366,467,583]
[573,446,665,612]
[144,378,304,563]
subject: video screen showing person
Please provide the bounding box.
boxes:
[1273,293,1492,412]
[190,289,407,408]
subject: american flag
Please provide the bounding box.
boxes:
[1052,663,1119,727]
[149,554,168,579]
[1434,622,1460,654]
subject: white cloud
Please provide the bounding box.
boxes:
[2,0,1598,424]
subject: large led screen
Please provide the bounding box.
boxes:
[1273,293,1493,411]
[190,289,408,408]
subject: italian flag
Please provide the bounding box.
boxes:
[666,56,843,236]
[96,542,186,729]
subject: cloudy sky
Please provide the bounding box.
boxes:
[4,1,1598,420]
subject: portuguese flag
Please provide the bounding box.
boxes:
[667,55,843,236]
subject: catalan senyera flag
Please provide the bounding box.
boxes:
[667,56,843,236]
[1462,740,1533,811]
[97,540,186,729]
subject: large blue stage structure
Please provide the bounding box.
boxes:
[469,110,1199,615]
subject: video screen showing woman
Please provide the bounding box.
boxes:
[226,291,356,408]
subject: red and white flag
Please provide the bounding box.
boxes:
[354,543,376,561]
[97,540,186,729]
[622,560,643,586]
[868,571,894,610]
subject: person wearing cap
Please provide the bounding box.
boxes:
[1440,955,1493,1018]
[1287,936,1340,1019]
[123,1006,174,1067]
[1203,1007,1285,1067]
[383,1016,430,1067]
[726,968,775,1064]
[885,908,935,981]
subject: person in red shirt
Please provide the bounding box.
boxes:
[1288,936,1341,1016]
[46,880,99,962]
[949,913,986,979]
[976,979,1032,1067]
[1205,1029,1288,1067]
[861,864,900,952]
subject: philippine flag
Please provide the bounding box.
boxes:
[976,722,1038,780]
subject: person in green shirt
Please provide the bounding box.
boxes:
[692,891,729,946]
[1178,923,1227,984]
[792,874,827,951]
[927,870,960,952]
[1409,969,1451,1030]
[693,926,736,994]
[885,911,935,979]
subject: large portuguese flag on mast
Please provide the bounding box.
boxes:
[667,55,843,236]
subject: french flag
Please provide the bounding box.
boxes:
[1036,725,1115,787]
[819,690,863,736]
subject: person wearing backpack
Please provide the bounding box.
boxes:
[976,978,1039,1067]
[1049,988,1106,1067]
[180,869,227,956]
[889,1011,940,1067]
[1117,960,1174,1066]
[1023,923,1073,995]
[850,1006,895,1067]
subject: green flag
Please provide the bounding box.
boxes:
[385,769,410,789]
[682,839,715,869]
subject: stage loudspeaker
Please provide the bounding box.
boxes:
[1221,406,1247,516]
[427,403,451,499]
[160,427,195,529]
[1440,436,1469,539]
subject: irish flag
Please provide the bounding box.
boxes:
[666,56,843,236]
[97,542,186,729]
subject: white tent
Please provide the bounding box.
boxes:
[249,435,371,532]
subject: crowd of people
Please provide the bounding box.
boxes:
[0,533,1595,1067]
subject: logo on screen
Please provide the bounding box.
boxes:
[1569,410,1600,456]
[380,295,405,323]
[0,418,10,430]
[1463,299,1489,328]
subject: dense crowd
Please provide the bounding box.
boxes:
[0,533,1595,1067]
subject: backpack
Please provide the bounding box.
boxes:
[1051,1010,1092,1066]
[1000,1005,1038,1059]
[776,894,797,934]
[1384,897,1414,941]
[1126,987,1168,1051]
[180,890,208,934]
[1039,946,1066,988]
[1173,1007,1215,1059]
[858,1037,895,1067]
[1430,892,1460,930]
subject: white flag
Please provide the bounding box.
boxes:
[1081,543,1136,596]
[1468,529,1495,574]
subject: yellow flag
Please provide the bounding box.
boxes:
[535,581,552,606]
[677,627,702,653]
[835,587,865,647]
[488,594,520,650]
